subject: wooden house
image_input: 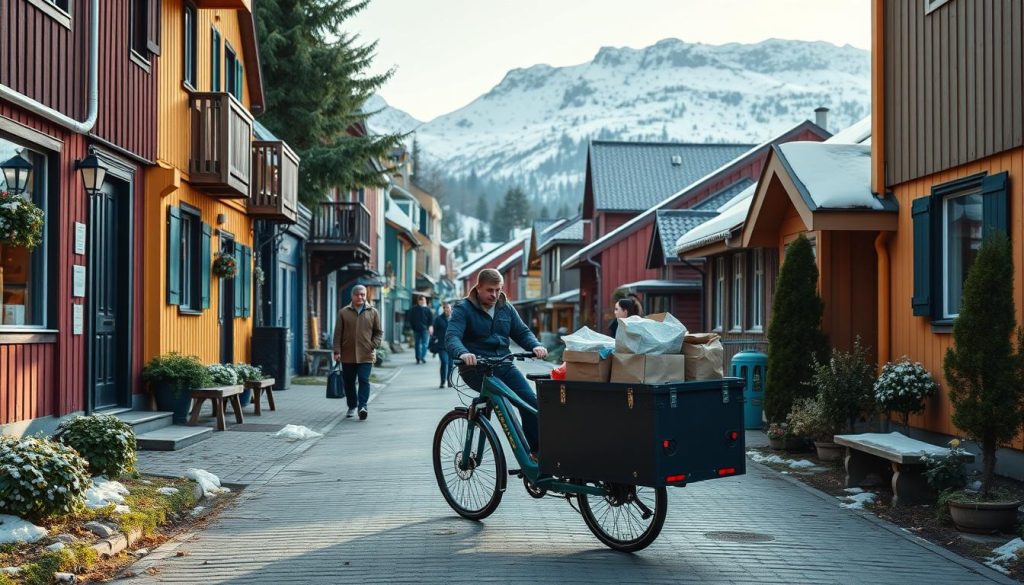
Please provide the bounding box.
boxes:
[455,236,528,298]
[382,186,420,348]
[522,217,585,335]
[1,0,158,433]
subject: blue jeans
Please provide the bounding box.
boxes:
[414,330,430,362]
[460,362,539,452]
[342,362,372,409]
[438,351,453,385]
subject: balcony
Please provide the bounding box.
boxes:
[189,92,253,199]
[309,202,372,257]
[248,141,299,223]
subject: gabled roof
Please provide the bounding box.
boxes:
[647,209,719,268]
[533,219,563,249]
[537,216,585,255]
[456,234,528,281]
[497,250,525,274]
[587,141,755,212]
[692,178,755,211]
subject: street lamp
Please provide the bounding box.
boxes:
[75,152,107,196]
[1,154,32,195]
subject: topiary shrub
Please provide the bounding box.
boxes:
[0,435,90,521]
[54,414,137,478]
[873,358,937,431]
[765,234,828,422]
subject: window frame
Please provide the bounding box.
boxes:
[730,252,744,332]
[129,0,148,62]
[750,248,765,331]
[225,42,241,100]
[182,2,197,90]
[712,256,725,332]
[27,0,72,28]
[940,189,983,319]
[211,27,222,92]
[177,204,203,313]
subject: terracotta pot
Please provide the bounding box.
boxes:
[948,499,1022,534]
[768,437,785,450]
[814,441,844,462]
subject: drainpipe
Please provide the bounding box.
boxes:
[0,0,99,133]
[585,255,602,327]
[874,231,891,365]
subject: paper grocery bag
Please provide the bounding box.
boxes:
[610,353,685,384]
[682,333,724,380]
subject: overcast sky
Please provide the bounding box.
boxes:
[347,0,872,122]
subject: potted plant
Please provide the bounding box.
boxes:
[0,189,45,319]
[873,358,937,432]
[232,363,264,407]
[942,232,1024,533]
[212,252,238,279]
[808,337,876,460]
[141,352,212,424]
[786,397,835,458]
[766,422,788,451]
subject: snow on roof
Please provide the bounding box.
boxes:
[825,115,871,145]
[777,142,880,210]
[674,184,756,254]
[456,236,527,280]
[497,250,524,273]
[385,204,416,234]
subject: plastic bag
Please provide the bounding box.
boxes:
[614,313,688,355]
[562,326,616,352]
[550,363,566,380]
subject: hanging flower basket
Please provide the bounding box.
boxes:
[0,190,45,249]
[212,252,238,279]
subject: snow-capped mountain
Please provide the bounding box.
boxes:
[369,37,870,205]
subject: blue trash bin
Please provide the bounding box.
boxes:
[730,350,767,429]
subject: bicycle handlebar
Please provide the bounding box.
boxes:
[453,352,535,367]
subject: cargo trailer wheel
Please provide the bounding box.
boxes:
[578,483,667,552]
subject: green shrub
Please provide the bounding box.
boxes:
[786,397,831,441]
[54,414,137,478]
[0,436,90,521]
[922,439,968,493]
[21,543,97,585]
[809,337,876,435]
[874,358,937,429]
[141,352,212,395]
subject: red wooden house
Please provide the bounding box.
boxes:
[455,236,527,298]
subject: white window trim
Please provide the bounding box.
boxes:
[750,248,765,332]
[731,253,744,332]
[941,190,982,319]
[925,0,952,16]
[713,257,725,331]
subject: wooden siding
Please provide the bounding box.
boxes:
[887,147,1024,439]
[819,231,879,361]
[0,342,55,424]
[883,0,1024,186]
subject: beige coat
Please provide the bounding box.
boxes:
[332,303,383,364]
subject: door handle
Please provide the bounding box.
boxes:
[102,319,114,326]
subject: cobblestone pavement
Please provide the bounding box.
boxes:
[125,351,1013,584]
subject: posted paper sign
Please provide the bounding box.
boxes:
[74,222,86,255]
[72,265,86,297]
[72,304,83,335]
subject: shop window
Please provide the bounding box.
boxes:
[0,140,48,329]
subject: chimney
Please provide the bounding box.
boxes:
[814,106,829,131]
[670,155,683,166]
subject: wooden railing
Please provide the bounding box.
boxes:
[248,140,299,223]
[309,202,371,252]
[189,92,253,198]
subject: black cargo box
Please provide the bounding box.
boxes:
[537,378,746,487]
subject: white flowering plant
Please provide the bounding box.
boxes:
[874,358,938,429]
[766,422,789,440]
[0,435,90,520]
[54,414,137,478]
[0,190,45,249]
[207,363,239,386]
[231,363,263,383]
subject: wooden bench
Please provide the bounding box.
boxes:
[189,385,245,431]
[834,432,975,506]
[246,378,276,416]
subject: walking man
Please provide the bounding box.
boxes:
[431,300,454,388]
[407,294,434,364]
[333,285,383,420]
[446,269,547,453]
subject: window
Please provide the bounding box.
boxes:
[912,171,1008,322]
[925,0,952,15]
[224,43,243,100]
[0,139,49,329]
[183,3,197,88]
[713,257,725,330]
[750,249,765,330]
[211,28,222,91]
[167,204,209,312]
[45,0,70,11]
[731,253,744,330]
[129,0,159,58]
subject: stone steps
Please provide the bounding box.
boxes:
[111,409,212,451]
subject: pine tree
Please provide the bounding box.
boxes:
[556,203,571,218]
[475,198,490,222]
[491,187,531,241]
[254,1,404,204]
[764,235,828,423]
[944,232,1024,497]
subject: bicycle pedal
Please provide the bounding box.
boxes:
[508,469,522,476]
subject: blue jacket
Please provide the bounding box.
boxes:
[446,289,540,358]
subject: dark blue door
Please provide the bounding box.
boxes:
[88,178,129,410]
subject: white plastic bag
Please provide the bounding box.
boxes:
[186,468,232,497]
[562,326,616,352]
[274,424,324,441]
[614,313,688,355]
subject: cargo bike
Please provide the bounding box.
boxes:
[431,352,746,552]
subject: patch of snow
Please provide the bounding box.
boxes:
[776,142,879,210]
[843,487,865,494]
[986,537,1024,574]
[113,505,130,514]
[156,487,180,496]
[833,432,954,457]
[46,542,65,552]
[273,424,324,442]
[0,567,22,576]
[746,450,816,469]
[186,469,231,498]
[674,184,755,254]
[839,492,877,509]
[84,478,130,510]
[0,514,47,544]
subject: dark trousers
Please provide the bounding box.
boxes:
[438,351,453,385]
[414,330,430,361]
[460,362,539,452]
[342,362,372,409]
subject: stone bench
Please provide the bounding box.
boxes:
[189,385,245,431]
[834,432,975,506]
[245,378,276,416]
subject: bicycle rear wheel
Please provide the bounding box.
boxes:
[432,409,506,520]
[578,483,667,552]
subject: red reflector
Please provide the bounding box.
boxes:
[665,474,687,483]
[728,431,739,441]
[663,440,670,448]
[717,467,737,476]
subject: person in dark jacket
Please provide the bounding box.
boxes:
[446,269,548,452]
[608,297,642,338]
[406,295,434,364]
[431,301,454,388]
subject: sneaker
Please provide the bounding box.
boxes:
[358,407,368,420]
[346,408,355,418]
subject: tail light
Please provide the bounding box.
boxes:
[665,474,687,483]
[717,467,737,477]
[725,430,739,443]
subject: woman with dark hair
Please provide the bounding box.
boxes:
[608,297,642,337]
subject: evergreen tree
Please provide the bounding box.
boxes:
[556,203,571,218]
[475,197,490,222]
[478,222,490,243]
[764,235,828,423]
[491,187,532,241]
[254,0,404,205]
[537,204,550,220]
[944,232,1024,497]
[440,205,460,242]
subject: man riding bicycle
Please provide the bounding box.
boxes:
[446,268,548,452]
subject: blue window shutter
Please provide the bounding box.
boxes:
[233,246,243,318]
[911,196,932,317]
[235,61,243,100]
[981,171,1009,237]
[167,206,181,305]
[200,223,211,309]
[241,245,251,317]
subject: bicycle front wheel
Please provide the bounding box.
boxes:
[432,409,506,520]
[578,483,667,552]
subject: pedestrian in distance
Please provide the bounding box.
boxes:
[446,269,548,454]
[407,295,434,364]
[430,300,455,389]
[608,296,642,338]
[333,285,383,421]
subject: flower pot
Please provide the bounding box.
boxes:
[768,437,785,450]
[948,499,1023,534]
[153,382,192,425]
[239,388,252,407]
[814,441,844,462]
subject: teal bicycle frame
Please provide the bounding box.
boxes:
[459,360,605,497]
